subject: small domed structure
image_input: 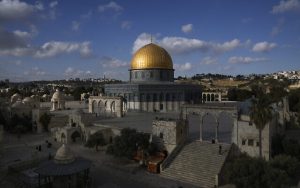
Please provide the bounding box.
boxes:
[35,144,91,187]
[11,93,21,103]
[52,89,65,101]
[23,97,34,103]
[11,99,26,108]
[51,89,65,111]
[54,144,75,164]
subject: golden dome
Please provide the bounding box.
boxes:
[130,43,173,70]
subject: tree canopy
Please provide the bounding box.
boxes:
[250,91,272,157]
[85,131,106,151]
[39,113,51,132]
[223,154,300,188]
[106,128,150,159]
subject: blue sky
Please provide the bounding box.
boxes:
[0,0,299,81]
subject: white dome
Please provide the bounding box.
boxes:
[12,93,21,97]
[11,100,26,108]
[23,97,34,103]
[54,144,75,164]
[51,89,65,101]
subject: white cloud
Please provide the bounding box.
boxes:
[272,0,300,14]
[34,41,92,58]
[132,33,241,55]
[121,21,131,30]
[174,62,192,71]
[101,56,128,68]
[0,0,40,22]
[200,57,218,65]
[64,67,92,78]
[181,24,193,33]
[24,67,46,76]
[252,42,277,52]
[132,33,155,53]
[0,28,31,49]
[49,1,58,8]
[213,39,240,53]
[228,56,268,64]
[160,37,209,54]
[71,21,80,31]
[98,1,123,12]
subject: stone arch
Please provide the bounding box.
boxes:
[110,101,116,113]
[203,94,206,102]
[61,133,66,143]
[217,111,234,143]
[211,94,215,101]
[71,130,81,143]
[215,94,219,101]
[183,104,238,144]
[201,112,218,142]
[98,100,105,114]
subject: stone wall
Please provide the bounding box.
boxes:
[152,119,188,153]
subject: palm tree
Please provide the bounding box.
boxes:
[250,94,273,158]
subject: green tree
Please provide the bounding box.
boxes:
[282,139,300,160]
[250,94,273,158]
[85,132,106,151]
[270,155,300,180]
[106,128,150,159]
[227,88,252,101]
[39,113,51,132]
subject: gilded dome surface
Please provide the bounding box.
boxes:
[130,43,173,70]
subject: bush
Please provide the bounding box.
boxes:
[223,154,299,188]
[85,132,106,151]
[106,128,150,159]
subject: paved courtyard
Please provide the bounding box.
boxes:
[0,111,235,187]
[0,132,197,188]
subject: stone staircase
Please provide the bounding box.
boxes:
[161,141,231,188]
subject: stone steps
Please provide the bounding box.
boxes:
[161,141,231,188]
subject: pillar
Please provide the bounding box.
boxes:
[199,114,203,141]
[215,116,219,143]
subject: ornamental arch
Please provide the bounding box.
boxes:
[89,96,125,117]
[182,103,238,144]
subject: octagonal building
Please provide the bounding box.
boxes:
[104,42,201,112]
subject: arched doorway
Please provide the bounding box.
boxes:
[61,133,66,143]
[71,131,81,143]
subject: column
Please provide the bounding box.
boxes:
[215,119,219,143]
[199,114,203,141]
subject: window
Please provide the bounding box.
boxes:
[256,141,260,147]
[160,132,163,139]
[160,104,163,110]
[242,140,246,145]
[248,139,254,146]
[249,121,253,126]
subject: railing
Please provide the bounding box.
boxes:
[160,140,186,172]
